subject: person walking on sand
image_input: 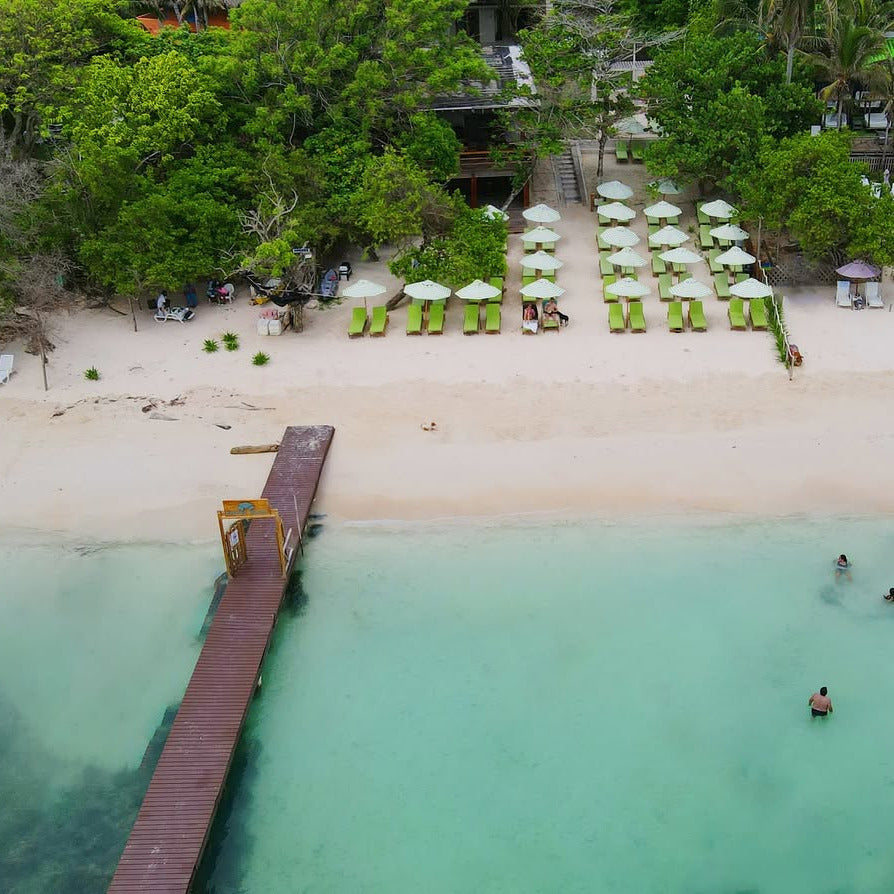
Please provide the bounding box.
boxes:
[809,687,833,718]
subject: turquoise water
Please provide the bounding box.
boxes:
[0,540,219,892]
[199,518,894,894]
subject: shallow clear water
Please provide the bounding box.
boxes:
[200,518,894,894]
[0,540,219,892]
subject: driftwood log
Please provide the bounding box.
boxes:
[230,444,280,455]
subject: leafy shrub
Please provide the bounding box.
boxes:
[84,367,100,381]
[252,351,270,366]
[203,339,219,353]
[222,331,239,351]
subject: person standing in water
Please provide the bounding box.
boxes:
[835,554,852,582]
[809,687,833,718]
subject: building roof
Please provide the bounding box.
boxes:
[429,44,534,112]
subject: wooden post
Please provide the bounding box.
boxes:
[470,173,478,208]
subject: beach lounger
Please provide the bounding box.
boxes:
[427,302,445,334]
[370,305,389,336]
[672,262,687,276]
[609,302,626,332]
[697,205,710,225]
[651,255,667,276]
[688,301,707,332]
[154,306,194,323]
[348,306,367,337]
[666,215,680,226]
[648,222,659,238]
[602,274,617,300]
[866,281,884,308]
[835,280,851,308]
[489,276,504,297]
[485,303,501,333]
[598,213,611,226]
[646,214,659,227]
[628,301,646,332]
[749,298,768,330]
[735,272,749,284]
[0,354,12,385]
[406,303,423,335]
[658,273,673,301]
[713,272,731,299]
[600,255,615,277]
[542,308,561,333]
[728,298,747,330]
[463,303,480,334]
[708,249,723,274]
[522,275,536,288]
[631,140,645,162]
[699,225,713,251]
[615,142,629,162]
[667,301,684,332]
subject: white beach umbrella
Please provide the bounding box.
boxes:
[652,178,683,195]
[670,278,712,299]
[598,202,636,222]
[643,200,683,219]
[483,204,509,221]
[709,223,749,242]
[521,250,564,273]
[455,279,501,302]
[404,280,451,302]
[342,278,387,311]
[600,226,641,248]
[523,203,561,223]
[700,199,738,220]
[617,114,648,134]
[659,247,703,265]
[715,246,755,267]
[729,277,773,298]
[605,277,650,299]
[648,225,689,247]
[520,278,566,300]
[521,226,561,247]
[597,180,634,200]
[607,247,648,269]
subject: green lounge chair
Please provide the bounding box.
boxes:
[648,222,659,237]
[522,266,536,278]
[598,213,611,226]
[463,303,479,335]
[652,255,667,276]
[666,215,680,226]
[489,276,504,296]
[406,303,423,335]
[688,300,707,331]
[542,306,560,332]
[658,273,673,301]
[708,249,723,274]
[697,205,710,225]
[599,255,614,277]
[348,306,367,338]
[603,280,618,302]
[699,225,714,251]
[672,262,687,276]
[522,275,536,288]
[615,141,629,162]
[646,214,659,227]
[609,302,626,332]
[667,301,684,332]
[485,302,501,333]
[728,298,747,330]
[369,305,388,336]
[597,231,611,250]
[631,140,645,162]
[628,301,646,332]
[749,298,768,330]
[735,272,749,284]
[713,272,731,300]
[427,302,445,334]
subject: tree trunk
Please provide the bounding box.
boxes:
[836,96,844,130]
[129,295,138,333]
[597,132,608,178]
[785,45,795,85]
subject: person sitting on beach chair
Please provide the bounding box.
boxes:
[543,297,569,327]
[522,302,539,334]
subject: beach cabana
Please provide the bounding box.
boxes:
[600,227,641,248]
[700,199,738,220]
[523,203,561,224]
[596,180,634,201]
[729,278,773,299]
[648,226,688,248]
[598,202,636,224]
[521,226,561,251]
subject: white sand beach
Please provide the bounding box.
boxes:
[2,163,894,542]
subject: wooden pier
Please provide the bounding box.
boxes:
[108,425,334,893]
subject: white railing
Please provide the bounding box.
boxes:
[758,265,797,381]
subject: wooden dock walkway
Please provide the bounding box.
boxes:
[108,425,334,893]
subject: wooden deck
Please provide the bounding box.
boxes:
[108,425,334,893]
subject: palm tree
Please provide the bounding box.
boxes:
[807,14,886,129]
[763,0,836,83]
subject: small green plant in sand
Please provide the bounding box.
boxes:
[222,331,239,351]
[252,351,270,366]
[203,338,219,353]
[84,366,100,381]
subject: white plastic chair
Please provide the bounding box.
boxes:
[0,354,12,384]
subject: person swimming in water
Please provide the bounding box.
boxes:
[884,588,894,602]
[808,686,833,717]
[835,554,852,582]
